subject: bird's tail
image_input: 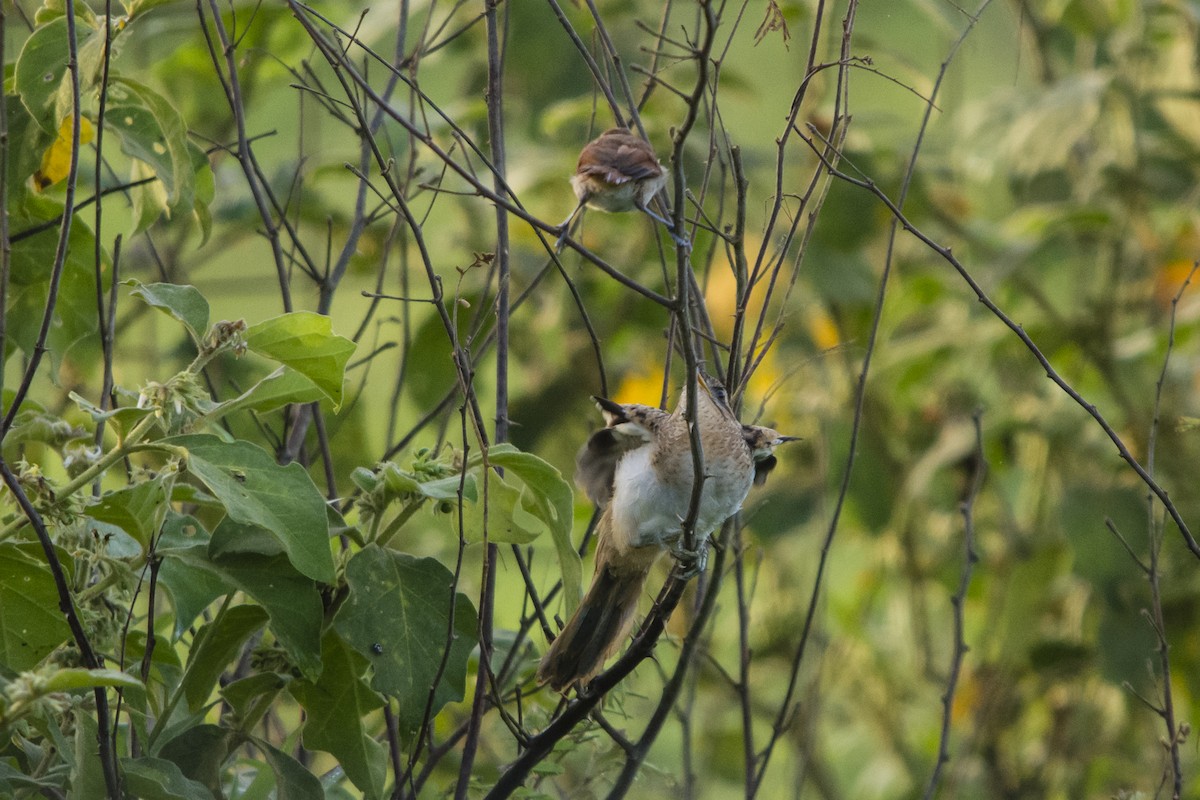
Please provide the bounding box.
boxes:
[537,553,649,692]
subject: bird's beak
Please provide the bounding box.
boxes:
[774,435,802,446]
[695,371,734,413]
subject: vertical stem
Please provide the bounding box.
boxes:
[92,0,115,450]
[0,2,9,403]
[457,1,508,793]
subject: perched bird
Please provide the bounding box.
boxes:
[537,376,796,692]
[558,127,689,248]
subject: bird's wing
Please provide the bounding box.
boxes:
[608,140,663,182]
[576,134,662,185]
[576,399,669,507]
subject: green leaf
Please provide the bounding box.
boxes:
[68,391,154,435]
[209,367,325,420]
[208,517,286,560]
[246,734,323,800]
[481,444,580,614]
[187,142,214,244]
[124,0,177,20]
[86,520,141,559]
[3,96,52,206]
[121,629,183,705]
[107,77,195,213]
[334,545,477,733]
[290,632,385,799]
[14,18,70,133]
[246,312,355,409]
[7,209,109,375]
[157,513,229,640]
[120,757,211,800]
[380,462,477,502]
[457,473,543,545]
[71,708,108,800]
[182,605,270,712]
[2,409,84,449]
[220,672,288,732]
[211,552,323,681]
[43,668,142,693]
[0,760,64,793]
[0,544,70,670]
[156,725,235,793]
[125,280,210,344]
[33,0,101,26]
[86,472,174,550]
[166,434,334,583]
[404,312,463,409]
[166,547,323,680]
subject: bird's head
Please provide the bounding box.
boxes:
[742,424,800,486]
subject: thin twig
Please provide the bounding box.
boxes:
[923,411,985,799]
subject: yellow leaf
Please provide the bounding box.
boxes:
[33,116,95,191]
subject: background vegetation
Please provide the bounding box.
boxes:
[2,0,1200,798]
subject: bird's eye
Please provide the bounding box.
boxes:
[713,386,728,404]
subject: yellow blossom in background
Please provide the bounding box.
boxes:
[1155,258,1200,310]
[612,360,667,405]
[33,116,95,191]
[703,238,772,341]
[805,304,841,352]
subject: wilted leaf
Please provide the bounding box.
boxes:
[33,115,94,191]
[108,77,196,214]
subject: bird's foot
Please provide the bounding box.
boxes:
[554,225,571,252]
[636,202,691,252]
[669,228,693,252]
[669,534,709,580]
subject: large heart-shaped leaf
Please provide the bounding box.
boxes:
[334,546,477,733]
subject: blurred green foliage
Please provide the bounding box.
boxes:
[3,0,1200,798]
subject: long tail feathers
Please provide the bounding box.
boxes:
[537,564,648,692]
